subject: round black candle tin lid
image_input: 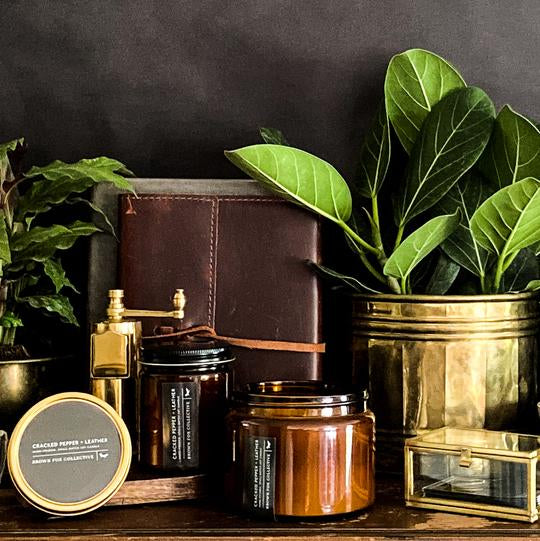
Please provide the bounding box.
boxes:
[7,392,131,516]
[141,337,234,368]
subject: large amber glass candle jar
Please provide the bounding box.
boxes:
[138,339,233,473]
[225,381,375,519]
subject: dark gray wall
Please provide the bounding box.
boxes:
[1,0,538,378]
[1,0,539,180]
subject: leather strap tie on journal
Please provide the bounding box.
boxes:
[142,325,326,353]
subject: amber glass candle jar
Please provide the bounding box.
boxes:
[138,339,233,473]
[225,381,375,519]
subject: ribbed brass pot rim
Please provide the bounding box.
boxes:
[352,292,539,303]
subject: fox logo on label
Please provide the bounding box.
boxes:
[184,388,190,398]
[266,441,272,450]
[98,452,109,459]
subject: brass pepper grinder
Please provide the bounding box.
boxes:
[90,288,186,432]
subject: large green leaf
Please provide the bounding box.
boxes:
[19,294,78,326]
[434,172,493,277]
[396,87,495,227]
[0,312,23,328]
[500,249,538,292]
[470,177,540,259]
[424,251,461,294]
[0,138,24,191]
[224,144,352,223]
[65,197,116,237]
[478,105,540,189]
[355,102,391,198]
[17,157,134,219]
[384,210,461,282]
[43,259,79,294]
[384,49,466,153]
[12,221,100,262]
[260,127,289,146]
[524,280,540,291]
[0,138,24,162]
[0,211,11,265]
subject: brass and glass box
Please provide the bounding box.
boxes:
[405,427,540,522]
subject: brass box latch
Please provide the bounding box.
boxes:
[459,447,473,468]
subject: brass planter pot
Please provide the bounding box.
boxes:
[0,356,74,434]
[351,293,540,471]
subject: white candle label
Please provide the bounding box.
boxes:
[243,435,276,518]
[162,382,199,469]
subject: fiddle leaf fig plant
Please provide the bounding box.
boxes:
[383,210,461,294]
[0,138,133,351]
[384,49,465,153]
[470,177,540,291]
[226,48,540,295]
[478,105,540,189]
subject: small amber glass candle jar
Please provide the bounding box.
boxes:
[225,381,375,519]
[138,339,233,473]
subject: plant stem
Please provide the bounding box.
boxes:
[400,276,407,294]
[394,222,405,251]
[370,195,385,253]
[340,222,379,256]
[387,276,401,294]
[2,327,16,346]
[369,196,401,293]
[345,226,400,293]
[493,254,506,294]
[0,278,26,346]
[358,252,387,285]
[480,274,486,294]
[345,231,387,285]
[2,174,25,230]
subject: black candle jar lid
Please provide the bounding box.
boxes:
[7,392,131,516]
[140,337,234,368]
[234,380,361,408]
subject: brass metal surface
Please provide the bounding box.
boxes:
[106,288,186,322]
[0,356,74,433]
[404,427,540,522]
[91,379,124,416]
[406,427,540,457]
[0,430,6,483]
[89,288,185,421]
[7,392,131,516]
[91,330,129,376]
[352,293,540,470]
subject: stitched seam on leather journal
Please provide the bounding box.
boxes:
[124,194,290,328]
[134,195,285,203]
[208,198,216,327]
[211,199,220,328]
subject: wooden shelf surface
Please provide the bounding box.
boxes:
[1,478,540,540]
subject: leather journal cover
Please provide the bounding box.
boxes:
[110,181,322,386]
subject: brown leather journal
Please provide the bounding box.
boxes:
[117,187,322,386]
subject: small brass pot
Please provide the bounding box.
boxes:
[0,356,74,433]
[351,293,540,471]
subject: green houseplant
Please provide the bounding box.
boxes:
[225,49,540,466]
[226,51,540,296]
[0,138,133,429]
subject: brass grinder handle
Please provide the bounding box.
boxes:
[90,288,185,429]
[107,289,186,322]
